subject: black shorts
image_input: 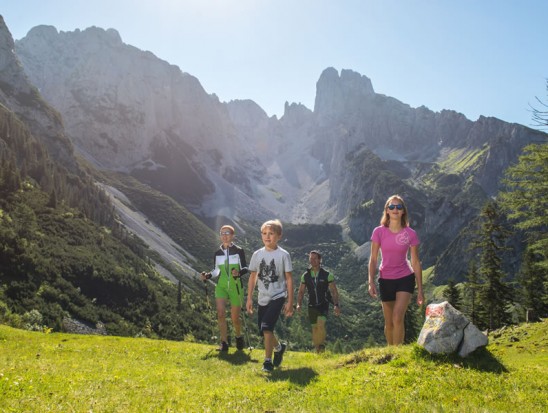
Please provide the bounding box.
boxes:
[257,297,285,336]
[308,302,329,325]
[379,274,415,302]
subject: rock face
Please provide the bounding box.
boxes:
[15,24,271,217]
[417,301,488,357]
[16,25,210,169]
[0,17,76,171]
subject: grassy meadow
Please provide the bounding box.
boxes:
[1,320,546,412]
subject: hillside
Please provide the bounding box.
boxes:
[1,320,546,412]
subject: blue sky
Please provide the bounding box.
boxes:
[2,0,547,129]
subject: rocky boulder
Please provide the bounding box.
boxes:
[417,301,488,357]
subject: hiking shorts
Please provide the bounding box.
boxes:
[257,297,285,336]
[379,273,415,302]
[308,302,329,325]
[215,276,244,307]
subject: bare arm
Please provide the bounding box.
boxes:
[246,271,258,314]
[329,282,341,316]
[296,283,306,312]
[284,272,294,317]
[368,241,380,298]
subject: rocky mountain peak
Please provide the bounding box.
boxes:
[281,102,313,126]
[15,24,223,170]
[314,67,375,116]
[24,24,123,49]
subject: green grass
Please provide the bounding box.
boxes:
[438,147,488,176]
[1,321,546,412]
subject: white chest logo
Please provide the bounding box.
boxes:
[395,231,410,246]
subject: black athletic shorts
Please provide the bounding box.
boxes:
[258,297,286,336]
[379,273,415,302]
[308,302,329,325]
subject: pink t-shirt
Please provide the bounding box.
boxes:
[370,226,420,280]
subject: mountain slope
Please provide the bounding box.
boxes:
[0,17,214,340]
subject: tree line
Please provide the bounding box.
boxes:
[442,85,548,330]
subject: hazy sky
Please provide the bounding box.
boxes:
[2,1,547,129]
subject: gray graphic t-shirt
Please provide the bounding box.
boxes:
[249,246,293,306]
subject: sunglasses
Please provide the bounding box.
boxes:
[220,231,233,235]
[387,204,404,210]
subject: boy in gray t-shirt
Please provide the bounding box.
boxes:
[247,219,294,372]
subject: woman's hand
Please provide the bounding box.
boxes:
[368,282,378,299]
[417,290,424,306]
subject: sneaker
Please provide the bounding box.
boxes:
[217,341,229,352]
[236,336,245,351]
[262,360,274,372]
[273,342,287,367]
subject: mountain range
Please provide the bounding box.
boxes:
[1,17,546,340]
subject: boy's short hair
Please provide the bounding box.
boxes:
[310,250,322,260]
[261,219,283,236]
[220,225,235,234]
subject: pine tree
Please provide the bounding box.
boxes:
[177,280,182,311]
[47,189,57,208]
[365,334,377,348]
[332,338,343,354]
[499,143,548,272]
[519,249,548,320]
[443,279,462,311]
[473,201,513,330]
[404,301,424,344]
[463,260,480,325]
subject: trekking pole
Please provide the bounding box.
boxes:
[237,282,253,352]
[202,276,217,343]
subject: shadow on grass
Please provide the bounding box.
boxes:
[265,367,318,386]
[201,348,259,365]
[413,346,509,373]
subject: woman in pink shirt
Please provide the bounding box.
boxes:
[368,195,424,345]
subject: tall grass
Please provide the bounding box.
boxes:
[1,321,546,412]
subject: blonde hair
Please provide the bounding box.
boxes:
[261,219,283,236]
[220,225,235,234]
[380,195,409,227]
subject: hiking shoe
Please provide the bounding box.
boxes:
[262,360,274,372]
[236,336,245,351]
[217,341,229,352]
[273,342,287,367]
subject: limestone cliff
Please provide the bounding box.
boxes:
[0,17,76,171]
